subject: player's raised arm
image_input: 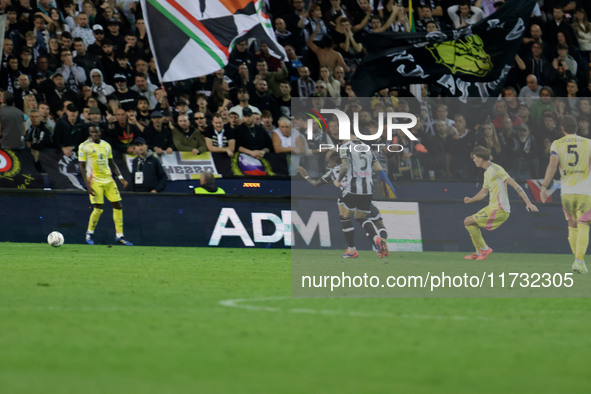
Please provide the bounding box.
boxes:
[506,177,539,212]
[464,187,488,204]
[540,155,559,203]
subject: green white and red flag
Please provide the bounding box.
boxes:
[141,0,286,82]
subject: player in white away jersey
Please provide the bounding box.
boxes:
[541,115,591,274]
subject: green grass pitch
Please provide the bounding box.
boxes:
[1,243,590,393]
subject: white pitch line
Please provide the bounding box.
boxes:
[0,300,586,323]
[218,296,494,321]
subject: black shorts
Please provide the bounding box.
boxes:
[368,203,381,220]
[339,193,373,213]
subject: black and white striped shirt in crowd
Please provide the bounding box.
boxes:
[203,126,235,148]
[338,140,377,195]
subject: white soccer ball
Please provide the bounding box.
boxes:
[47,231,64,247]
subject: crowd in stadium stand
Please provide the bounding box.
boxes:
[1,0,591,188]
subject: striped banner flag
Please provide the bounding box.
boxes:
[352,0,536,97]
[140,0,286,82]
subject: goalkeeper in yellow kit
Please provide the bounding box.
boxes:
[541,115,591,274]
[79,124,133,246]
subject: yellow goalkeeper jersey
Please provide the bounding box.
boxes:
[78,139,114,184]
[550,135,591,196]
[483,162,511,213]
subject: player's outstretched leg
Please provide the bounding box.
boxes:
[464,216,492,260]
[375,237,388,258]
[340,216,357,258]
[359,217,387,258]
[112,202,133,246]
[573,221,589,274]
[568,225,578,256]
[86,205,103,245]
[368,205,389,257]
[372,219,390,257]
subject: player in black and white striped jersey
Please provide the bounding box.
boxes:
[298,152,389,257]
[334,135,389,258]
[339,140,374,195]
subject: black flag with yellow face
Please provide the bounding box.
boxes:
[351,0,537,98]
